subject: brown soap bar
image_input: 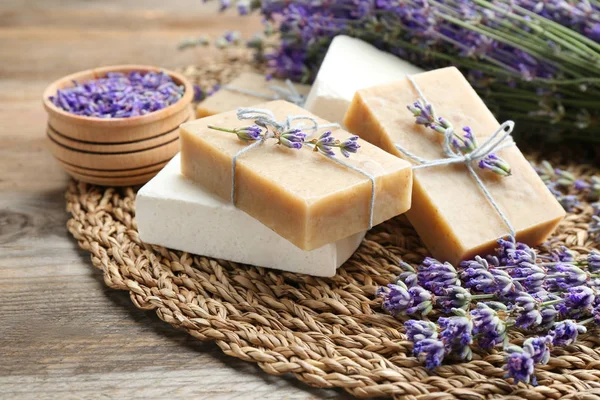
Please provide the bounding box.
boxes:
[180,100,413,251]
[196,72,311,118]
[344,67,565,264]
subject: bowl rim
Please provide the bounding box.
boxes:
[42,64,194,127]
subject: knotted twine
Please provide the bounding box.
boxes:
[396,75,517,237]
[228,107,377,229]
[223,79,306,106]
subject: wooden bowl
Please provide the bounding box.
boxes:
[46,106,192,154]
[56,159,169,178]
[46,132,180,171]
[42,65,194,143]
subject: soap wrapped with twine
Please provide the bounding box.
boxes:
[396,75,516,237]
[207,107,377,228]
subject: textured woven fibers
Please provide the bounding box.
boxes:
[65,56,600,400]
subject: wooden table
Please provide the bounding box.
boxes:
[0,2,349,398]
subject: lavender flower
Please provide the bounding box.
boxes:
[588,251,600,273]
[558,286,596,317]
[278,128,306,149]
[523,336,552,365]
[547,264,588,290]
[434,285,472,313]
[339,136,360,157]
[417,257,459,295]
[479,154,511,176]
[550,320,587,346]
[377,282,433,317]
[470,303,507,349]
[312,131,336,157]
[49,71,184,118]
[438,312,473,361]
[413,339,446,370]
[404,320,438,342]
[504,346,536,385]
[513,292,542,329]
[208,124,264,141]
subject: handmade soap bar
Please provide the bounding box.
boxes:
[196,72,311,118]
[304,35,423,125]
[136,155,365,277]
[344,67,565,264]
[180,100,413,251]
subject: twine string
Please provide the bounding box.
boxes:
[223,79,306,106]
[231,107,376,229]
[397,75,517,237]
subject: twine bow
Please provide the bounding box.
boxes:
[230,107,376,229]
[394,75,517,237]
[223,79,306,106]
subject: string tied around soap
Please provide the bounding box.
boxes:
[394,75,517,238]
[222,79,306,106]
[208,107,377,229]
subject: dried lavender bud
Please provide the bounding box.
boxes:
[557,194,580,211]
[439,312,473,361]
[513,292,542,329]
[470,303,507,350]
[504,346,536,385]
[397,271,419,287]
[339,136,360,157]
[312,131,336,157]
[540,305,559,330]
[557,286,595,317]
[588,251,600,273]
[553,246,576,263]
[435,286,472,313]
[550,320,586,346]
[278,128,306,149]
[479,153,511,176]
[208,124,264,141]
[547,264,588,290]
[523,335,552,365]
[407,100,435,126]
[417,257,460,295]
[554,168,577,188]
[49,71,185,118]
[377,282,433,317]
[404,320,438,342]
[413,338,446,369]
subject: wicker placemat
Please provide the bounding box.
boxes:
[65,57,600,399]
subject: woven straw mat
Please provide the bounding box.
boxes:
[64,57,600,400]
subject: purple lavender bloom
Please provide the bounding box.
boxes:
[550,320,587,346]
[470,303,507,350]
[313,131,336,157]
[234,125,263,141]
[339,136,360,157]
[278,128,306,149]
[558,195,580,211]
[435,285,472,313]
[523,336,552,365]
[588,251,600,273]
[413,338,446,370]
[557,286,596,317]
[218,0,231,12]
[193,84,204,102]
[407,100,435,126]
[417,257,460,295]
[553,246,576,263]
[237,0,250,15]
[504,346,536,385]
[540,305,559,330]
[593,302,600,326]
[398,271,419,287]
[438,314,473,361]
[513,292,542,329]
[478,153,511,176]
[404,320,438,342]
[547,264,588,290]
[377,282,433,317]
[574,179,591,191]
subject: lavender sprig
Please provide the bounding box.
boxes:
[207,125,360,157]
[406,100,511,177]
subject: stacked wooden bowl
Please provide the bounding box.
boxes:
[43,65,194,186]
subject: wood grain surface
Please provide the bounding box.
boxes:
[0,1,351,398]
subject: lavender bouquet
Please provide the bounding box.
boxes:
[213,0,600,143]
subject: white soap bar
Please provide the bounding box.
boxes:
[304,35,424,125]
[136,155,366,277]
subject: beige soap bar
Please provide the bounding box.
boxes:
[180,100,413,251]
[196,72,311,118]
[344,67,565,264]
